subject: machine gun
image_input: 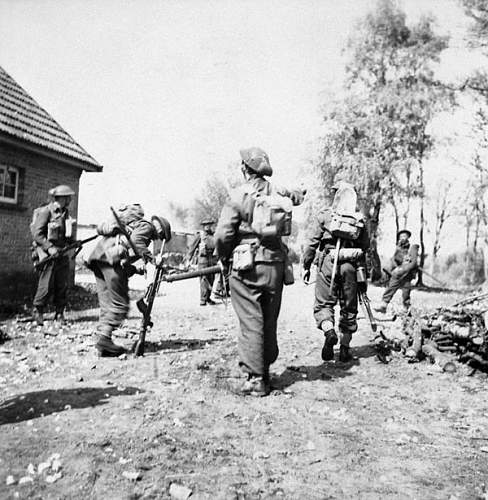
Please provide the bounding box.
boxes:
[133,249,224,356]
[34,235,98,270]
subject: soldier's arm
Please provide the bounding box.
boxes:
[215,195,241,263]
[31,207,54,251]
[274,185,306,206]
[302,214,325,270]
[129,221,155,263]
[97,216,118,236]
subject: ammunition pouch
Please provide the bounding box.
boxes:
[232,243,255,271]
[284,254,294,286]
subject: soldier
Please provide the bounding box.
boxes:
[31,184,76,325]
[85,204,164,357]
[302,181,369,363]
[188,219,218,305]
[215,147,304,396]
[375,229,418,314]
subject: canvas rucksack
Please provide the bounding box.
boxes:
[243,186,293,238]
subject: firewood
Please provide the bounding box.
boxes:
[422,343,457,372]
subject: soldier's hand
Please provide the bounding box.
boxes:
[47,246,59,257]
[134,261,146,275]
[155,254,164,266]
[303,269,311,284]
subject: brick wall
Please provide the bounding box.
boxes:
[0,143,82,299]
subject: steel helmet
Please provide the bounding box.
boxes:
[239,147,273,177]
[49,184,75,197]
[151,215,172,241]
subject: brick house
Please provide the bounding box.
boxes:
[0,66,102,299]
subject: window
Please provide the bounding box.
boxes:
[0,165,19,204]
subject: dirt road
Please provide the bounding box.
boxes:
[1,276,487,499]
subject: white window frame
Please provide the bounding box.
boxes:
[0,165,19,204]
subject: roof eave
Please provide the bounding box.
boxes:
[0,132,103,172]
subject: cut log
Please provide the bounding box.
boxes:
[422,343,457,373]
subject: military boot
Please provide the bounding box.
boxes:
[96,329,126,357]
[54,309,67,325]
[239,374,270,397]
[339,332,354,362]
[321,328,338,361]
[33,307,44,326]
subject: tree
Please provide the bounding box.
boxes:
[315,0,453,280]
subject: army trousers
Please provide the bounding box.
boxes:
[230,262,284,377]
[314,255,358,337]
[33,256,70,311]
[92,262,129,334]
[382,273,414,308]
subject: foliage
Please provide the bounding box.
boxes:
[315,0,453,278]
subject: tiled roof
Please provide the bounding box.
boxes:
[0,66,102,171]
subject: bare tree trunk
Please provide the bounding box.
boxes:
[417,163,426,286]
[364,199,382,282]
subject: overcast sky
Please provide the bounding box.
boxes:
[0,0,481,253]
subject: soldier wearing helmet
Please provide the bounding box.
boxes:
[84,204,170,357]
[31,184,76,325]
[215,148,305,396]
[302,179,370,363]
[188,219,218,305]
[375,229,418,314]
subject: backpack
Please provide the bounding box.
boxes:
[329,212,364,240]
[244,187,293,238]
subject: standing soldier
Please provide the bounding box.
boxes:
[215,147,304,396]
[375,229,418,314]
[302,181,369,363]
[85,204,164,357]
[188,220,218,306]
[31,185,76,325]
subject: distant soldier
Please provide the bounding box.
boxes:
[215,147,305,396]
[375,229,419,314]
[84,204,165,357]
[302,181,369,363]
[188,220,218,305]
[31,185,76,325]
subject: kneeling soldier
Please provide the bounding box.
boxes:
[302,181,369,362]
[85,204,164,357]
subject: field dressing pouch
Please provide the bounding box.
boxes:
[232,243,255,271]
[251,194,293,238]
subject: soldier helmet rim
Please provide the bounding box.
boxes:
[397,229,412,239]
[49,184,75,197]
[239,147,273,177]
[151,215,172,242]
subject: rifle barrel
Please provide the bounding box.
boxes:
[163,265,221,283]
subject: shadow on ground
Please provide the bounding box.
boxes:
[142,337,224,353]
[0,386,142,425]
[273,343,377,391]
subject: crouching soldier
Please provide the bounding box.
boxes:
[85,204,164,357]
[215,147,305,396]
[302,181,369,363]
[375,229,418,314]
[31,185,76,325]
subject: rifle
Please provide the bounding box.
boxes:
[133,261,223,357]
[34,235,98,270]
[358,287,391,364]
[383,266,446,288]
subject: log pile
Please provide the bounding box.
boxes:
[401,293,488,373]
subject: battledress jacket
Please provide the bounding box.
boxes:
[31,202,70,251]
[87,218,155,266]
[302,208,370,271]
[216,176,304,264]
